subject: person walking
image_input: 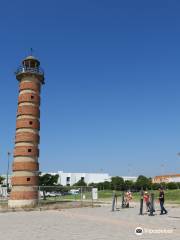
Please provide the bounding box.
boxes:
[159,188,168,215]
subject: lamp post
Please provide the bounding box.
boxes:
[6,152,11,192]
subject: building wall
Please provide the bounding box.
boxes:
[121,176,137,182]
[152,174,180,183]
[58,171,111,186]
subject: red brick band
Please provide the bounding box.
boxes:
[10,191,38,200]
[12,162,39,171]
[19,81,40,92]
[18,93,40,105]
[17,105,40,117]
[14,146,39,157]
[15,132,39,143]
[16,118,40,130]
[11,176,39,186]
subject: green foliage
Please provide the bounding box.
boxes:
[111,176,124,190]
[135,175,151,190]
[166,182,178,190]
[103,181,111,190]
[124,180,134,190]
[73,179,87,186]
[0,176,5,185]
[151,183,161,190]
[38,173,180,193]
[39,174,59,186]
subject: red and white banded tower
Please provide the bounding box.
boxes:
[8,55,44,208]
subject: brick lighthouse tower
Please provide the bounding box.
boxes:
[8,55,44,208]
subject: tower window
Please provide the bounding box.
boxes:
[28,149,32,152]
[31,95,34,99]
[29,121,33,125]
[27,178,30,181]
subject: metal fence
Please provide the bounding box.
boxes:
[0,186,98,209]
[0,186,8,208]
[37,185,95,208]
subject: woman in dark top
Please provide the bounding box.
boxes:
[159,188,168,215]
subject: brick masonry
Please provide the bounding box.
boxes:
[9,56,44,208]
[17,105,40,117]
[19,81,40,92]
[12,162,39,171]
[15,132,39,143]
[14,146,39,157]
[16,118,40,130]
[11,176,39,186]
[18,93,40,104]
[10,191,38,200]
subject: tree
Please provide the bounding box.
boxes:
[166,182,178,190]
[111,176,124,190]
[0,176,5,185]
[73,179,87,187]
[88,182,98,188]
[135,175,151,190]
[103,181,111,190]
[124,180,134,191]
[39,174,59,186]
[151,183,161,190]
[39,174,59,199]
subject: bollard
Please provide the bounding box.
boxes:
[112,191,116,211]
[121,191,125,208]
[80,187,83,207]
[139,190,144,215]
[149,193,155,216]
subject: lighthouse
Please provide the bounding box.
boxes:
[8,55,44,208]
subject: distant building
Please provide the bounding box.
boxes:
[152,174,180,183]
[121,176,137,182]
[57,171,111,186]
[1,174,12,187]
[39,172,138,185]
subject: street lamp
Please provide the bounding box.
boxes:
[6,152,11,191]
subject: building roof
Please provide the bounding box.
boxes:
[22,55,40,64]
[153,174,180,179]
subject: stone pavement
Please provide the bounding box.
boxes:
[0,203,179,240]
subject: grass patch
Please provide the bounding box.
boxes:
[98,189,180,204]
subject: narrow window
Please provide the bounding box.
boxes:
[31,95,34,99]
[28,149,32,152]
[29,121,33,125]
[27,178,30,181]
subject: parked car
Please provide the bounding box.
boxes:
[46,192,57,197]
[69,189,80,195]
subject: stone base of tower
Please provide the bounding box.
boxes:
[8,199,38,208]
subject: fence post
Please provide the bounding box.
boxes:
[38,186,40,208]
[139,189,144,215]
[112,191,116,211]
[149,193,155,216]
[80,187,83,207]
[91,187,94,208]
[121,191,125,208]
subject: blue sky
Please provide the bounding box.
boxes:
[0,0,180,177]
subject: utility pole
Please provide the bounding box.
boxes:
[6,152,11,191]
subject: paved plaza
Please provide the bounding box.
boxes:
[0,203,179,240]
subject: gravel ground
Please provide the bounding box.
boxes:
[0,203,179,240]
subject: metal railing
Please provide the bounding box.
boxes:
[0,186,98,210]
[15,66,44,76]
[38,185,94,208]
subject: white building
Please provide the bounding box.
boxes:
[57,171,111,186]
[121,176,137,182]
[0,174,12,187]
